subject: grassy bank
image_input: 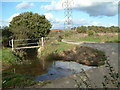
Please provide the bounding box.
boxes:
[2,71,36,88]
[2,48,50,88]
[2,70,50,88]
[2,48,19,68]
[40,41,78,60]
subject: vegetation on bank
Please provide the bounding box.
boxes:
[42,45,107,66]
[2,48,28,67]
[2,71,36,88]
[40,41,78,60]
[2,48,18,66]
[2,70,50,88]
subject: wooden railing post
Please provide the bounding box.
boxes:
[41,37,44,46]
[12,39,14,51]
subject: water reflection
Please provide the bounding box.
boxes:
[5,49,96,81]
[35,61,96,81]
[6,49,55,76]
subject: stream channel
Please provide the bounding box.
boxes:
[8,49,96,81]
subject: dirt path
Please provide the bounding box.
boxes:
[40,40,119,88]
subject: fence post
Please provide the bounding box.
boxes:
[41,37,44,46]
[11,39,14,51]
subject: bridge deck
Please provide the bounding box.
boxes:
[15,46,41,49]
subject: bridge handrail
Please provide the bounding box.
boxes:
[16,42,41,46]
[9,37,58,51]
[13,38,40,41]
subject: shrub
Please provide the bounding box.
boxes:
[76,26,87,33]
[57,36,63,42]
[87,30,95,36]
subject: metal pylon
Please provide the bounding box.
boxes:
[62,0,74,30]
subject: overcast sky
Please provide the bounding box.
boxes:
[1,0,119,29]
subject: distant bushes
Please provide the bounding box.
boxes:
[57,35,63,42]
[87,30,95,36]
[74,26,119,33]
[76,26,87,33]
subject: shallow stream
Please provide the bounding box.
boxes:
[7,49,96,81]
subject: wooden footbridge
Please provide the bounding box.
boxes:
[9,37,44,51]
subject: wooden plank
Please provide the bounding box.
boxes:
[15,46,41,49]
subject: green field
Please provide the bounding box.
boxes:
[48,30,119,43]
[64,35,119,42]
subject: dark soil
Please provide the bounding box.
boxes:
[52,46,107,66]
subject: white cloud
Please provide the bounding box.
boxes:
[41,0,63,11]
[0,19,9,27]
[73,19,101,26]
[16,1,34,9]
[2,0,52,2]
[0,13,20,27]
[8,13,20,22]
[108,23,117,26]
[74,0,118,16]
[50,16,115,29]
[48,16,104,29]
[44,13,53,20]
[41,0,119,16]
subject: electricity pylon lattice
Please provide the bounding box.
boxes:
[63,0,74,30]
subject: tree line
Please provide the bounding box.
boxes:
[73,26,120,33]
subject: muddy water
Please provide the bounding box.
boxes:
[6,49,96,81]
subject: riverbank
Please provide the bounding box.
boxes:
[39,41,78,60]
[2,41,118,88]
[40,43,118,88]
[1,41,78,88]
[2,48,19,70]
[2,48,52,88]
